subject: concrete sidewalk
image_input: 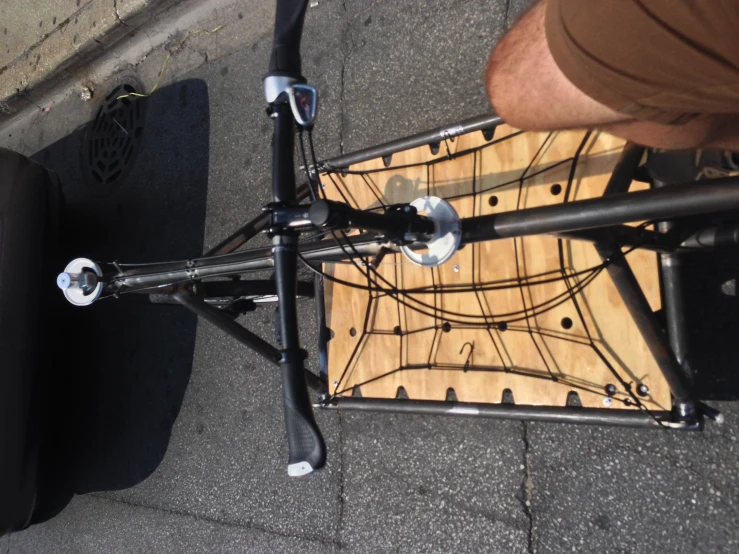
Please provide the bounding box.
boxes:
[0,0,178,121]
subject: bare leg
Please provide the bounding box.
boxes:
[485,1,628,131]
[486,0,739,152]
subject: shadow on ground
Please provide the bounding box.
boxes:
[682,243,739,400]
[648,150,739,401]
[32,78,210,520]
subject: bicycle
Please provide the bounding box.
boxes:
[56,0,735,476]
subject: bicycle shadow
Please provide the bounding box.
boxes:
[32,79,209,520]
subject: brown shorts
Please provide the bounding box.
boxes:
[546,0,739,124]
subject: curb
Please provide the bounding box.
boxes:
[0,0,180,124]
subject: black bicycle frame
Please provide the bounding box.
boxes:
[55,0,738,479]
[109,158,739,293]
[104,117,738,436]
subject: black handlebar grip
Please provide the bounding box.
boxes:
[281,354,326,476]
[269,0,309,77]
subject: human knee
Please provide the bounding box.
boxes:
[485,37,528,128]
[485,1,565,130]
[485,0,630,131]
[485,23,538,129]
[485,41,518,126]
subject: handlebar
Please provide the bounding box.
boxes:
[267,0,326,476]
[269,0,309,77]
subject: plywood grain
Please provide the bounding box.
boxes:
[322,126,670,410]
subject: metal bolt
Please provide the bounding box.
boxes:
[602,397,612,407]
[637,383,650,397]
[80,86,93,102]
[320,182,326,188]
[332,380,339,387]
[453,264,460,272]
[605,383,617,397]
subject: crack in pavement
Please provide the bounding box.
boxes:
[113,0,127,26]
[338,0,355,155]
[336,412,346,547]
[113,0,154,48]
[371,460,528,535]
[520,421,534,554]
[87,493,341,548]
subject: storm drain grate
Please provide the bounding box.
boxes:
[83,81,146,188]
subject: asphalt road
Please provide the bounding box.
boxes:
[2,0,738,552]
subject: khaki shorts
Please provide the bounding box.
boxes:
[546,0,739,125]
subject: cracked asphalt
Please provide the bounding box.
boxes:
[2,0,738,552]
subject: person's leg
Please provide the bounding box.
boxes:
[485,0,739,151]
[486,1,629,131]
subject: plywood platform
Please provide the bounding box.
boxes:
[321,126,671,411]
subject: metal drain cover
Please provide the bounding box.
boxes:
[83,78,146,190]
